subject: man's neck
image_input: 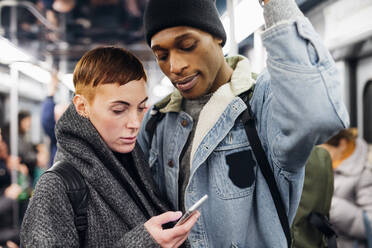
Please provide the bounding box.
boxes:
[210,60,234,93]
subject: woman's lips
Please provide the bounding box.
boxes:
[120,137,136,144]
[174,73,199,92]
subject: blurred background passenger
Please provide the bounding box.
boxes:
[322,128,372,248]
[41,71,68,167]
[0,127,18,247]
[17,111,37,184]
[32,144,49,187]
[35,0,146,42]
[0,127,30,248]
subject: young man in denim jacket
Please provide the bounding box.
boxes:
[138,0,349,246]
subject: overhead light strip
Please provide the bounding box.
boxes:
[0,36,32,64]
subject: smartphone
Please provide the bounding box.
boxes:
[176,194,208,226]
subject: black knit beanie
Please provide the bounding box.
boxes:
[144,0,226,47]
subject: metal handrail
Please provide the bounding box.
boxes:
[0,0,58,35]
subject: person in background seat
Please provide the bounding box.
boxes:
[322,128,372,248]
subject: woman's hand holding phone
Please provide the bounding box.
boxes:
[144,210,200,248]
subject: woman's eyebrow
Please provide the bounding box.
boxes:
[139,97,149,104]
[111,100,130,105]
[111,97,148,106]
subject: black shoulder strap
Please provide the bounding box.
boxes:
[145,95,172,146]
[45,161,89,247]
[145,107,165,146]
[239,91,292,248]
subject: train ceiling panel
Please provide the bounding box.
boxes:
[0,0,152,70]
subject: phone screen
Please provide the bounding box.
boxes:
[176,194,208,226]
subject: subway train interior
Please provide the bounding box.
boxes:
[0,0,372,247]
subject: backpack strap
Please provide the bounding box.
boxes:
[145,94,173,146]
[145,107,165,146]
[308,212,337,248]
[239,90,292,248]
[45,161,89,247]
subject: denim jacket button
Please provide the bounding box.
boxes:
[181,119,188,127]
[168,160,174,168]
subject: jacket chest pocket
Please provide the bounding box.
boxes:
[210,143,257,200]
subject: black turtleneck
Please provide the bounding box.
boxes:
[113,151,156,219]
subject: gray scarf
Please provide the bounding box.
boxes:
[54,104,169,227]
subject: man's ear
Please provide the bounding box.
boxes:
[216,38,223,47]
[73,94,89,118]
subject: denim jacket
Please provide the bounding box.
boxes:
[138,9,349,248]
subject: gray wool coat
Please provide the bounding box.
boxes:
[21,104,170,247]
[330,138,372,248]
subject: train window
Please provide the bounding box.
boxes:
[363,80,372,143]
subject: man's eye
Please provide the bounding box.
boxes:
[157,53,168,61]
[181,42,197,51]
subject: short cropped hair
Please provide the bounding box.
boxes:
[325,128,357,147]
[73,46,147,102]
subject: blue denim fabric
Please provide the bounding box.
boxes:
[138,17,349,248]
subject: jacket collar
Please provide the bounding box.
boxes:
[156,55,256,113]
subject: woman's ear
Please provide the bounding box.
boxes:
[73,94,89,118]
